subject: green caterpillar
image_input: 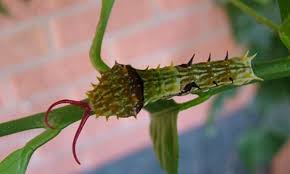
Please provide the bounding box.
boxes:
[45,51,262,164]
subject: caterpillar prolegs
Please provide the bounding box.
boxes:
[45,51,262,164]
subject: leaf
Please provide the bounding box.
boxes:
[277,0,290,21]
[146,100,179,174]
[0,102,92,174]
[279,14,290,50]
[239,128,287,170]
[0,129,60,174]
[225,0,287,59]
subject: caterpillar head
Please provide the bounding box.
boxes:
[86,62,144,119]
[44,62,144,165]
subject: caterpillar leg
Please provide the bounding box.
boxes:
[45,99,92,165]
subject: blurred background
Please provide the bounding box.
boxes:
[0,0,289,174]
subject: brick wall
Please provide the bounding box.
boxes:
[0,0,243,173]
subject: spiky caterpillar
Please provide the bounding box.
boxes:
[45,51,262,164]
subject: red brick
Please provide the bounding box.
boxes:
[50,5,100,49]
[112,11,207,62]
[50,0,153,49]
[107,0,153,33]
[11,51,95,100]
[26,76,95,114]
[155,0,207,11]
[206,4,231,32]
[0,78,18,110]
[0,0,91,28]
[0,24,49,69]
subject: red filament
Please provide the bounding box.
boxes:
[45,99,92,165]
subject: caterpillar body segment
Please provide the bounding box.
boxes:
[44,51,263,165]
[86,63,144,119]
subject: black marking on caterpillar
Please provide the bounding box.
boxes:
[44,51,263,165]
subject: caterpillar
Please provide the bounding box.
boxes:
[44,51,262,164]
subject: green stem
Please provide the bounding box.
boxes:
[177,95,211,111]
[0,114,44,137]
[253,57,290,80]
[0,103,93,137]
[89,0,114,73]
[229,0,280,33]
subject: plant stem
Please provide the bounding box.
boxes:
[229,0,280,33]
[89,0,114,73]
[178,95,211,111]
[0,103,93,137]
[253,57,290,80]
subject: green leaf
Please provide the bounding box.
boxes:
[0,102,93,174]
[0,129,60,174]
[279,14,290,50]
[146,100,179,174]
[277,0,290,21]
[239,128,287,170]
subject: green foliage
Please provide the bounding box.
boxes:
[147,100,179,174]
[0,130,60,174]
[0,103,93,174]
[221,0,290,172]
[277,0,290,21]
[239,129,286,170]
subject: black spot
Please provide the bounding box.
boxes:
[229,77,234,83]
[213,81,218,86]
[179,82,200,95]
[126,65,144,114]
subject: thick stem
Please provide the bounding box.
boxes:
[253,57,290,80]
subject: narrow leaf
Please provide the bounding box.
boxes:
[0,129,60,174]
[146,100,179,174]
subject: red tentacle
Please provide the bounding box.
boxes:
[45,99,92,165]
[72,108,91,165]
[44,99,89,129]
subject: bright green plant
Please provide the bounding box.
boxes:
[0,0,289,174]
